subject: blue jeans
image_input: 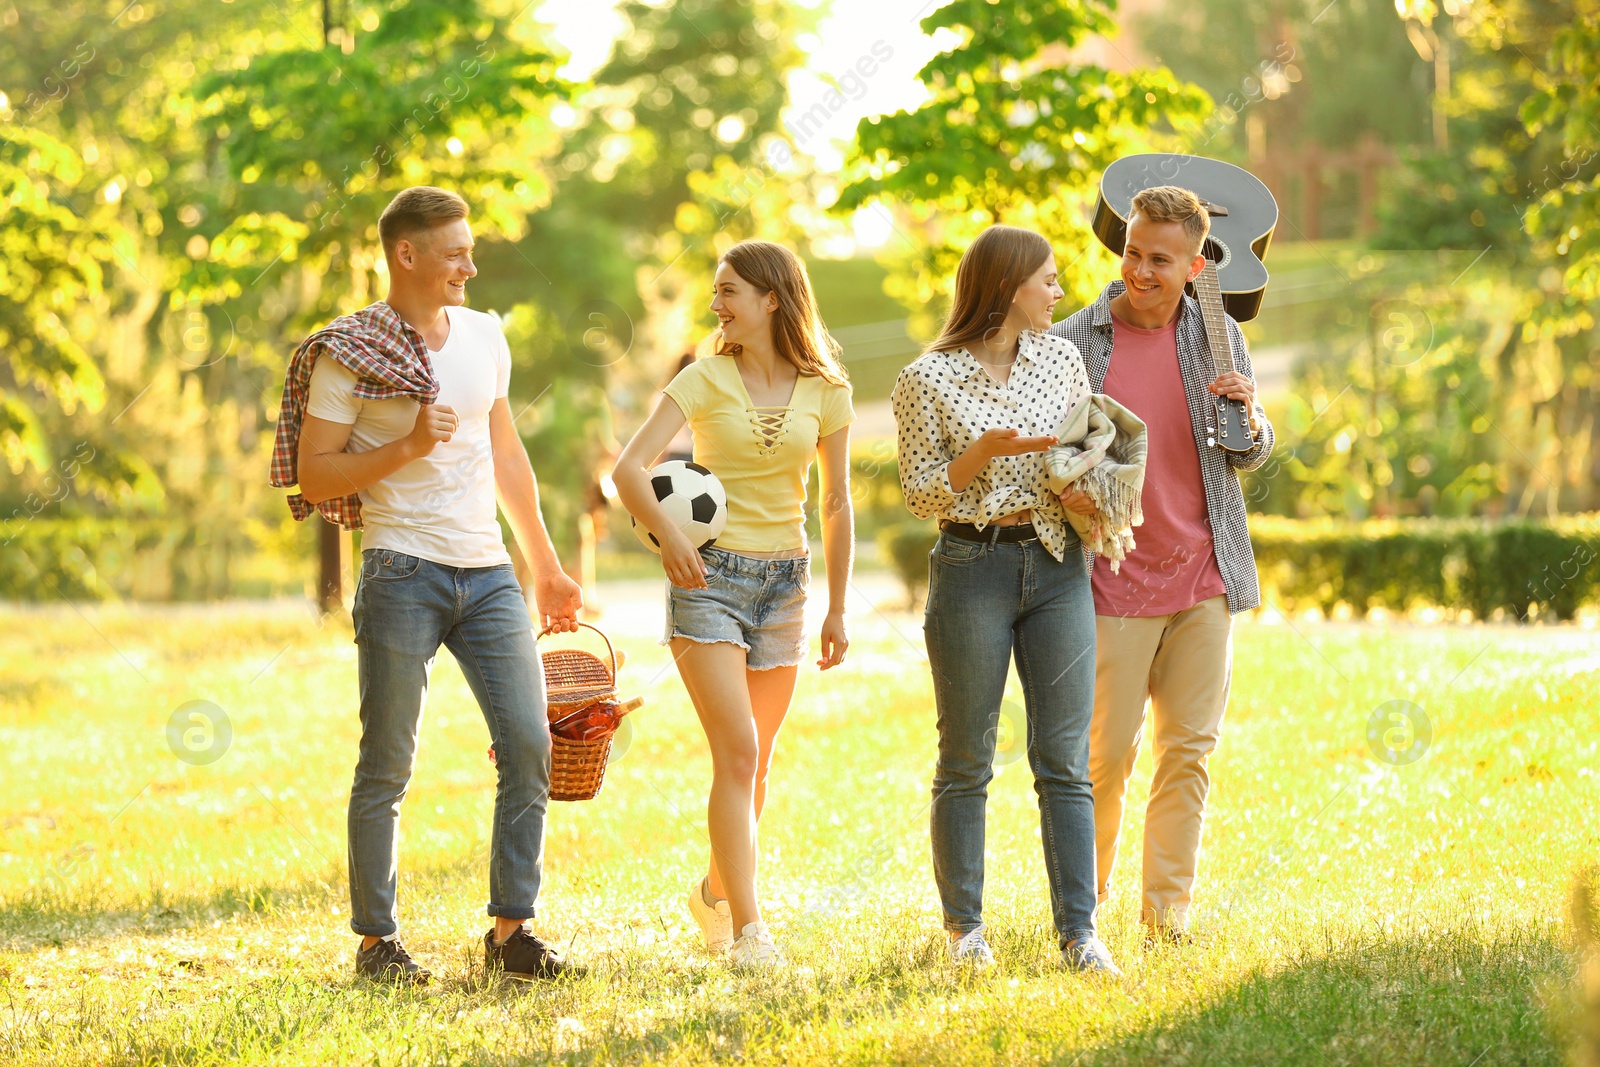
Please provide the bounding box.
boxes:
[923,531,1099,949]
[348,549,550,938]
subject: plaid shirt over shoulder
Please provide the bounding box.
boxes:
[1049,281,1276,614]
[268,301,440,529]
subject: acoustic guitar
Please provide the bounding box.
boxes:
[1091,153,1278,454]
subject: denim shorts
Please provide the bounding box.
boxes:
[661,546,810,671]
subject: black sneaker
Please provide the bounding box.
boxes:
[355,937,431,984]
[484,926,580,980]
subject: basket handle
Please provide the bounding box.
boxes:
[537,620,618,679]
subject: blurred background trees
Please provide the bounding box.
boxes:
[838,0,1209,332]
[2,0,1598,603]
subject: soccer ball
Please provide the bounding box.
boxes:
[631,460,728,553]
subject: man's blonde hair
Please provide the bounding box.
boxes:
[1130,185,1209,257]
[378,186,469,258]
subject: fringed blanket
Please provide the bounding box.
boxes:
[1043,394,1149,571]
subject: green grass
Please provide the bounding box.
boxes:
[0,593,1594,1065]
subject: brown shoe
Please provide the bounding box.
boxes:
[1141,926,1196,951]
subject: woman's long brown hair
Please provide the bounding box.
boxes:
[710,240,850,388]
[924,225,1053,356]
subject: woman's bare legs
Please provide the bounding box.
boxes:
[672,640,798,932]
[704,662,799,903]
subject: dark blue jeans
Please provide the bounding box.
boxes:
[348,549,550,938]
[923,531,1099,949]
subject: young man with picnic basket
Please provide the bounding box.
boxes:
[271,185,584,984]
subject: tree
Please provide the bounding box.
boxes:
[838,0,1209,332]
[469,0,815,579]
[1142,0,1430,164]
[551,0,813,357]
[0,0,575,597]
[196,0,569,322]
[0,126,112,476]
[1370,0,1600,515]
[1520,2,1600,301]
[0,0,269,596]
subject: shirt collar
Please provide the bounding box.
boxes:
[948,330,1044,382]
[1090,280,1201,333]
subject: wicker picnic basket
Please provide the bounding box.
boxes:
[539,622,642,802]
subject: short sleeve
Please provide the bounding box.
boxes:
[304,355,360,425]
[494,324,512,400]
[662,362,707,422]
[819,381,855,438]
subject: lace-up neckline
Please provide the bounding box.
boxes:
[733,362,799,457]
[659,354,856,552]
[750,407,791,455]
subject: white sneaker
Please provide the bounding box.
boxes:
[687,878,733,953]
[949,927,995,969]
[728,921,784,969]
[1062,935,1123,976]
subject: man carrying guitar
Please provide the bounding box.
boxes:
[1050,184,1274,945]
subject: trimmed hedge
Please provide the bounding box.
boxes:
[9,511,1600,618]
[876,520,938,608]
[1252,516,1600,620]
[877,515,1600,620]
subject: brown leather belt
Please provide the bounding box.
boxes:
[940,520,1040,545]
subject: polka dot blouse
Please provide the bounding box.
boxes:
[890,329,1093,562]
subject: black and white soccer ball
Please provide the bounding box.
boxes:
[632,460,728,553]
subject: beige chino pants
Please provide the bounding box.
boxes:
[1090,594,1232,932]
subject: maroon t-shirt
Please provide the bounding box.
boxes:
[1091,311,1226,617]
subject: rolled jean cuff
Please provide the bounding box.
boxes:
[350,919,399,938]
[487,903,537,921]
[943,920,985,937]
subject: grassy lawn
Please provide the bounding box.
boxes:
[0,589,1593,1065]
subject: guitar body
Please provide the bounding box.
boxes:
[1091,153,1277,322]
[1093,153,1277,454]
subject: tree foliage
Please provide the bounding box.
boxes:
[0,0,575,595]
[839,0,1209,326]
[196,0,569,319]
[1144,0,1430,160]
[1365,0,1600,515]
[1130,0,1600,518]
[1519,1,1600,301]
[471,0,813,561]
[0,126,114,474]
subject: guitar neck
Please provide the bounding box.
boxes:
[1194,263,1236,377]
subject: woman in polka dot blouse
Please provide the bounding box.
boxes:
[890,224,1121,976]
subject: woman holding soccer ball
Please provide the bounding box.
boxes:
[614,240,855,968]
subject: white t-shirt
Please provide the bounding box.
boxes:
[305,306,512,568]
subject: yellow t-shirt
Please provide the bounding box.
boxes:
[663,355,855,553]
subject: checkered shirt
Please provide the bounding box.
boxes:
[268,301,440,529]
